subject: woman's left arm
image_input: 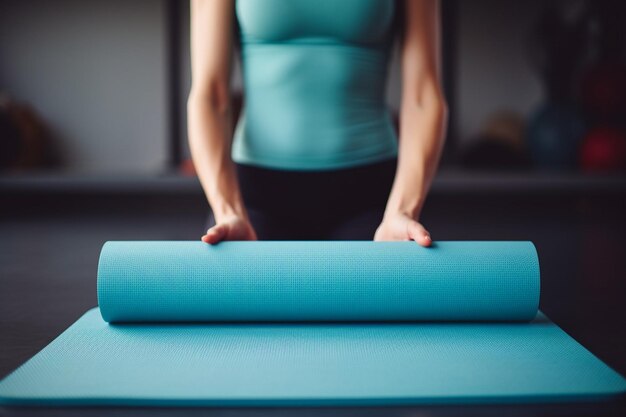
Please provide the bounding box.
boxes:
[374,0,448,246]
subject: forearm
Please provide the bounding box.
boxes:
[385,93,447,219]
[187,90,247,222]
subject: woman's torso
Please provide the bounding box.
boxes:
[232,0,399,170]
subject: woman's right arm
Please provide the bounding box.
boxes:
[188,0,256,244]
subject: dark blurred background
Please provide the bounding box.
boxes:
[0,1,625,414]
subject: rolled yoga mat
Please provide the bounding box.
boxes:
[97,241,540,323]
[0,241,624,406]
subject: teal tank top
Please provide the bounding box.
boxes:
[232,0,399,170]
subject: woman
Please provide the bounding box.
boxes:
[188,0,447,245]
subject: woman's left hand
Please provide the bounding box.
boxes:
[374,212,432,247]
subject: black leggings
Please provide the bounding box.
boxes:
[207,158,397,240]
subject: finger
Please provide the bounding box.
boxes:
[203,224,227,245]
[407,221,432,247]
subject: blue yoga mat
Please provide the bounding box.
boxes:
[0,241,624,406]
[97,241,540,322]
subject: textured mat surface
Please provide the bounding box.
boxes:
[1,241,624,406]
[97,241,540,322]
[0,308,624,406]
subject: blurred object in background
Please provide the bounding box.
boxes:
[527,0,590,103]
[578,0,626,172]
[460,111,531,170]
[526,0,590,170]
[179,158,197,177]
[0,94,61,173]
[525,0,626,173]
[582,62,626,124]
[527,102,586,170]
[580,127,626,172]
[580,0,626,124]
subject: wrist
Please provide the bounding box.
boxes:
[205,170,248,222]
[384,170,427,221]
[383,209,418,223]
[384,196,423,221]
[210,198,248,223]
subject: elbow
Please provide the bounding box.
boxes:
[431,91,448,123]
[187,79,231,117]
[431,91,448,143]
[402,86,448,126]
[436,92,448,125]
[437,90,448,116]
[424,87,448,119]
[400,85,448,146]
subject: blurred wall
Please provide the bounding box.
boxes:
[455,0,543,144]
[0,0,168,173]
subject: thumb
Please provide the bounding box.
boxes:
[407,221,432,247]
[202,224,228,245]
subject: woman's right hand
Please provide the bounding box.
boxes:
[201,215,258,244]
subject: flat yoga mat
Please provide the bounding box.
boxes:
[0,241,624,406]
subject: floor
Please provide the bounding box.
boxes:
[0,188,625,416]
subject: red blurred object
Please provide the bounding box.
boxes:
[580,127,626,172]
[179,159,197,176]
